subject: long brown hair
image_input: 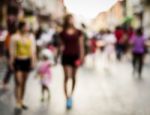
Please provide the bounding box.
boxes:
[63,14,74,30]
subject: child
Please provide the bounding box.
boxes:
[38,49,54,102]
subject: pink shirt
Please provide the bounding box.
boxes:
[39,61,51,78]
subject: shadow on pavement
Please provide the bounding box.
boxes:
[14,108,22,115]
[0,89,5,97]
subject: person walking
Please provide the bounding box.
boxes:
[37,48,54,102]
[59,14,85,109]
[2,32,12,89]
[10,21,36,110]
[130,28,147,78]
[114,26,125,61]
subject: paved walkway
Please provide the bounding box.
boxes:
[0,55,150,115]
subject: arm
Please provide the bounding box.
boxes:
[57,33,64,57]
[9,35,16,70]
[30,34,37,68]
[79,34,85,62]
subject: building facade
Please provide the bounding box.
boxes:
[90,1,124,31]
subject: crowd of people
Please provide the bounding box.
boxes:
[0,12,150,111]
[89,25,150,77]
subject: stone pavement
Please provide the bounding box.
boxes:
[0,57,150,115]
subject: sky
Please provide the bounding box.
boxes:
[64,0,119,20]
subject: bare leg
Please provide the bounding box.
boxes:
[63,66,70,99]
[45,86,50,101]
[41,85,50,101]
[71,67,77,96]
[21,72,29,104]
[64,66,77,97]
[15,71,23,107]
[41,85,45,102]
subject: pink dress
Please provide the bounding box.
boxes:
[38,61,52,86]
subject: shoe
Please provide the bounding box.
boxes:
[21,104,28,110]
[66,98,72,109]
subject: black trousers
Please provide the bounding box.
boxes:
[3,50,13,84]
[3,65,12,84]
[132,53,144,75]
[116,44,124,60]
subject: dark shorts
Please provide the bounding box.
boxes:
[62,55,79,67]
[0,42,4,56]
[14,58,31,72]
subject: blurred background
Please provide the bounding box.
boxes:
[0,0,150,115]
[0,0,150,34]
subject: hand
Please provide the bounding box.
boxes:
[75,59,81,67]
[75,58,84,67]
[31,61,35,70]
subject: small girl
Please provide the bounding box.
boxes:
[38,48,54,102]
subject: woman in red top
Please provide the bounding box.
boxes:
[59,14,84,109]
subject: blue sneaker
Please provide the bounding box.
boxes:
[66,98,72,109]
